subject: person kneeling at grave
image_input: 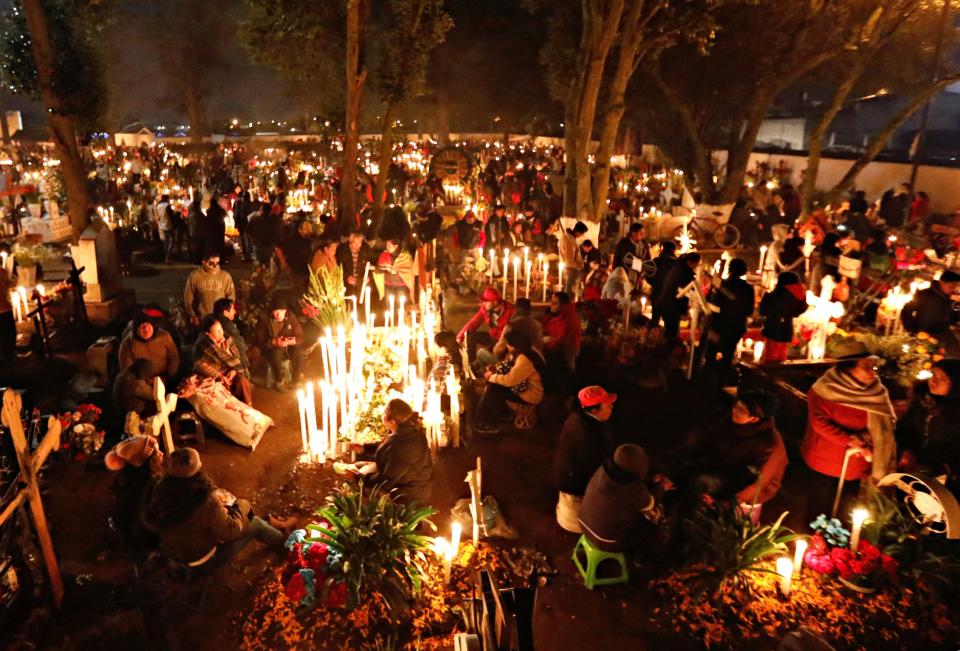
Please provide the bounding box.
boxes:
[140,448,295,566]
[578,444,667,554]
[342,399,433,507]
[473,328,546,434]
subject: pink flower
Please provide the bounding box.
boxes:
[804,550,835,575]
[306,543,329,572]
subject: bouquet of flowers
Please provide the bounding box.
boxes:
[804,515,899,591]
[282,528,347,610]
[58,404,105,460]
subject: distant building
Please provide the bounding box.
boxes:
[114,123,156,147]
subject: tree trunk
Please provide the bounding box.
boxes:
[574,0,625,222]
[562,97,579,218]
[372,104,395,220]
[185,81,206,145]
[20,0,89,244]
[825,72,960,203]
[342,0,369,227]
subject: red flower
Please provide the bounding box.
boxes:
[306,543,329,572]
[809,532,829,555]
[302,304,320,319]
[857,538,881,561]
[287,546,307,570]
[284,572,307,602]
[881,555,900,580]
[325,580,347,608]
[830,547,853,579]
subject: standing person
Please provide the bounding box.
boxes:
[204,193,229,260]
[474,329,546,434]
[909,191,930,232]
[255,296,304,391]
[556,220,588,297]
[184,253,236,327]
[377,238,415,305]
[554,386,617,533]
[758,272,807,363]
[613,223,648,275]
[140,448,294,566]
[484,205,510,258]
[0,268,15,362]
[186,199,205,264]
[703,258,755,372]
[800,343,896,517]
[118,311,180,381]
[648,241,678,327]
[779,184,801,223]
[155,194,176,263]
[232,186,251,261]
[247,201,283,267]
[193,315,253,405]
[879,183,910,228]
[351,399,433,506]
[337,229,375,298]
[308,236,339,274]
[655,252,701,339]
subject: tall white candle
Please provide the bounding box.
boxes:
[850,508,868,555]
[776,557,793,598]
[793,539,808,574]
[525,260,532,298]
[512,257,519,300]
[558,262,565,292]
[297,389,308,454]
[542,260,548,302]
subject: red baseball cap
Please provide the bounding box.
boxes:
[578,386,617,408]
[481,287,502,302]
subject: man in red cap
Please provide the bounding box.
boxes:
[554,386,617,532]
[456,286,515,362]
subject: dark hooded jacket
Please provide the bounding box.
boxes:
[368,419,433,506]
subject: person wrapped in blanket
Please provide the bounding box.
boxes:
[193,315,253,405]
[473,328,545,434]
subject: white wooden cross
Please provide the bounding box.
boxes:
[153,376,178,454]
[802,275,845,361]
[465,456,484,545]
[0,389,64,606]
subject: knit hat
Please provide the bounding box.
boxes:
[481,287,502,302]
[612,444,649,479]
[578,385,617,408]
[104,435,158,471]
[167,447,201,478]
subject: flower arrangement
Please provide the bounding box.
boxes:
[11,242,57,267]
[300,266,348,329]
[803,532,899,590]
[58,404,105,460]
[809,514,849,548]
[827,329,941,387]
[282,528,347,611]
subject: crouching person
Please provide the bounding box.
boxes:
[141,448,294,566]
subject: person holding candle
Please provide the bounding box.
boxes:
[352,398,433,507]
[896,358,960,487]
[484,206,511,270]
[336,229,376,298]
[654,251,701,339]
[474,329,546,434]
[613,223,649,279]
[647,241,678,327]
[899,270,960,352]
[555,220,588,297]
[255,296,304,392]
[800,341,896,518]
[378,237,415,305]
[758,272,807,363]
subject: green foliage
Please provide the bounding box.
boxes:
[308,483,437,611]
[827,330,938,387]
[376,0,453,107]
[11,242,57,266]
[301,264,349,329]
[0,0,110,130]
[683,505,799,593]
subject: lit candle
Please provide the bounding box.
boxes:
[542,259,549,302]
[512,257,519,300]
[758,245,768,274]
[388,295,395,329]
[793,539,808,575]
[443,521,462,584]
[489,249,495,280]
[502,249,509,296]
[558,262,565,292]
[850,508,868,555]
[524,260,532,298]
[297,389,308,454]
[640,296,647,318]
[523,247,529,277]
[776,557,794,598]
[753,340,764,363]
[398,295,406,329]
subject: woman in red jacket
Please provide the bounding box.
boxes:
[800,342,896,518]
[541,291,581,392]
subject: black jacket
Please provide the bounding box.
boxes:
[370,421,433,506]
[901,285,957,336]
[203,203,227,257]
[896,381,960,476]
[336,243,376,295]
[649,253,678,303]
[709,277,755,337]
[554,411,614,496]
[655,261,695,315]
[613,236,647,271]
[759,284,807,342]
[484,215,510,250]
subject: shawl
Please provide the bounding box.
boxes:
[812,367,897,481]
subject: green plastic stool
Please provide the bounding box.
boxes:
[572,534,629,589]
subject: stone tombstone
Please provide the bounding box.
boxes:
[71,220,122,302]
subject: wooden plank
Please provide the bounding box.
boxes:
[1,389,64,607]
[30,415,61,476]
[0,489,26,527]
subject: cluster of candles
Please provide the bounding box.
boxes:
[776,508,869,598]
[481,247,554,301]
[739,337,765,363]
[799,275,845,361]
[433,522,462,585]
[9,285,43,322]
[296,286,459,462]
[879,280,928,336]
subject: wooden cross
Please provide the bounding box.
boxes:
[26,290,53,360]
[152,377,177,454]
[0,389,64,607]
[465,456,483,545]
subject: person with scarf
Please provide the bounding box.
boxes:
[801,342,896,517]
[554,386,617,533]
[758,272,808,363]
[254,296,304,391]
[140,448,294,566]
[542,291,582,380]
[457,286,515,362]
[351,399,433,506]
[193,315,253,405]
[896,359,960,488]
[377,237,415,305]
[474,328,546,434]
[119,311,180,381]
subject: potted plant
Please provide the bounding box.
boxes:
[11,243,57,287]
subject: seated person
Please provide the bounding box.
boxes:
[897,359,960,488]
[541,291,581,385]
[255,296,304,390]
[118,311,180,381]
[492,297,543,359]
[456,286,515,363]
[554,386,617,533]
[105,435,164,548]
[351,399,433,506]
[140,448,294,566]
[474,329,546,434]
[673,389,787,522]
[193,315,253,405]
[578,444,663,553]
[213,298,255,373]
[112,358,157,417]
